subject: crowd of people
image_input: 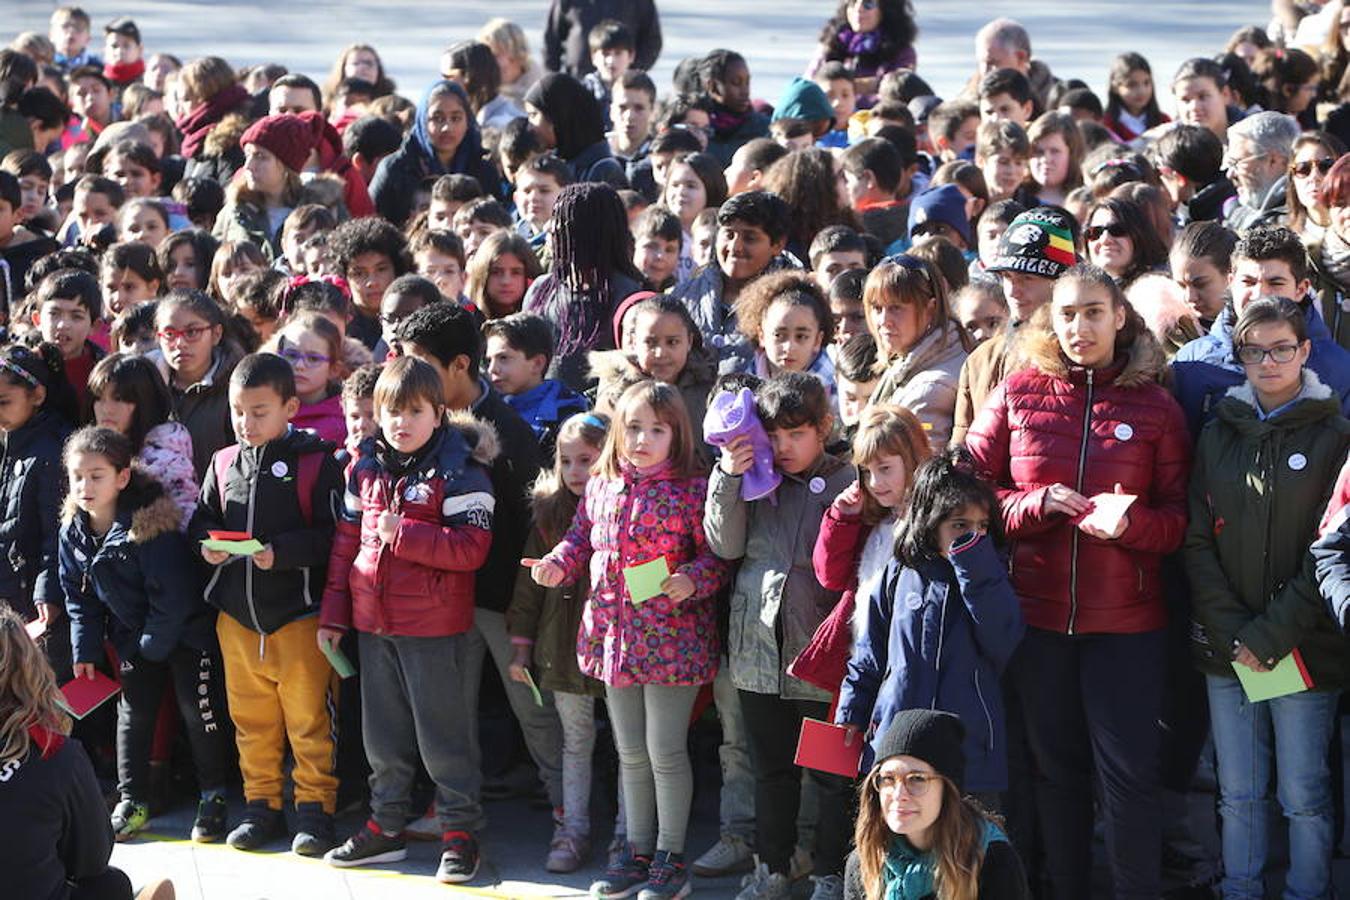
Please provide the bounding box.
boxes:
[7,1,1350,899]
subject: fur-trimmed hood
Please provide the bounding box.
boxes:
[447,410,499,467]
[1020,306,1168,389]
[587,347,717,407]
[203,112,250,159]
[61,475,181,544]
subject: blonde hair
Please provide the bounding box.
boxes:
[478,19,532,69]
[178,56,236,107]
[852,404,931,524]
[532,412,609,539]
[597,380,700,480]
[1027,111,1086,192]
[0,605,71,767]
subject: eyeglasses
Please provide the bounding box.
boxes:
[1291,157,1336,178]
[1222,153,1264,172]
[279,348,332,369]
[872,770,943,797]
[156,325,213,345]
[1235,343,1301,365]
[1084,223,1129,241]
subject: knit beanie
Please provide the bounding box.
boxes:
[873,709,967,791]
[240,114,312,174]
[772,77,835,124]
[907,184,971,247]
[986,206,1078,278]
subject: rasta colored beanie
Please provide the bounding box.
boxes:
[873,709,967,791]
[240,113,312,174]
[987,205,1078,278]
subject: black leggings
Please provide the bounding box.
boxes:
[69,866,132,900]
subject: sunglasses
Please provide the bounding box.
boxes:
[871,770,943,797]
[1235,343,1300,365]
[1291,157,1336,178]
[1084,223,1129,241]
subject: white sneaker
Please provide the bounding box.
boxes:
[734,862,791,900]
[692,833,754,877]
[789,846,813,882]
[808,873,843,900]
[404,807,440,842]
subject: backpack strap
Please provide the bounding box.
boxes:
[212,445,241,513]
[295,451,324,526]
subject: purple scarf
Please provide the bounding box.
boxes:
[838,27,880,57]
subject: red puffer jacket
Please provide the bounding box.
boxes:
[321,413,497,638]
[965,326,1191,635]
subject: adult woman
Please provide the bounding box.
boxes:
[863,255,972,452]
[321,44,395,111]
[1184,297,1350,900]
[175,56,251,184]
[524,73,627,190]
[522,183,645,391]
[844,709,1028,900]
[1084,196,1170,289]
[1312,154,1350,352]
[811,0,919,106]
[440,40,524,133]
[369,80,498,229]
[213,113,308,260]
[965,264,1191,900]
[1289,133,1347,241]
[478,18,544,107]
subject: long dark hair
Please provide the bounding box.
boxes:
[0,342,77,426]
[819,0,917,66]
[760,148,858,253]
[1085,196,1169,289]
[1104,52,1165,128]
[896,448,1004,566]
[442,41,501,115]
[86,353,173,454]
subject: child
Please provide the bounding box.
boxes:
[690,208,718,270]
[835,448,1024,799]
[834,332,881,437]
[64,175,122,249]
[339,362,380,459]
[0,171,59,306]
[812,62,856,150]
[1103,52,1168,146]
[952,280,1010,344]
[279,205,338,276]
[1027,111,1085,208]
[971,198,1026,281]
[428,174,486,232]
[662,152,728,286]
[320,356,497,883]
[328,217,412,351]
[59,426,230,843]
[32,268,104,412]
[808,225,869,291]
[2,150,54,230]
[705,371,855,900]
[208,240,266,310]
[582,20,635,129]
[466,230,542,320]
[530,380,727,899]
[89,352,198,524]
[975,120,1030,204]
[1170,220,1236,330]
[454,197,514,262]
[827,268,869,346]
[735,271,837,409]
[1171,57,1230,142]
[632,206,682,291]
[192,352,345,855]
[233,269,284,345]
[927,99,980,163]
[152,289,242,474]
[507,412,611,873]
[410,229,468,303]
[111,300,158,355]
[100,242,162,318]
[840,138,910,249]
[117,198,171,250]
[485,313,588,455]
[378,274,440,359]
[273,311,350,446]
[158,228,218,293]
[513,155,571,251]
[978,68,1035,127]
[724,138,788,196]
[50,6,99,71]
[102,17,144,91]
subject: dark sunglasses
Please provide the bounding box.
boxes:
[1291,157,1336,178]
[1084,223,1129,241]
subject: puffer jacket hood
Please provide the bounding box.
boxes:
[966,328,1192,635]
[139,421,198,527]
[588,347,717,446]
[60,475,180,537]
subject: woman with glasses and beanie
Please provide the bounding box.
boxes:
[1304,152,1350,349]
[1185,296,1350,900]
[844,708,1029,900]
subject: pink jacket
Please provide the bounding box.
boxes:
[544,462,728,687]
[293,393,347,447]
[138,422,198,528]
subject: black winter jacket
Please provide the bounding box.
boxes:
[0,410,71,617]
[471,381,543,613]
[190,427,344,634]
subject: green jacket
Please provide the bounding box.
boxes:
[212,200,285,261]
[1184,373,1350,688]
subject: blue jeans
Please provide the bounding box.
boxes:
[1206,675,1338,900]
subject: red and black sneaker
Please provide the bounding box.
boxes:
[436,829,481,884]
[323,819,407,868]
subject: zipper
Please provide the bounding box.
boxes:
[244,445,265,652]
[931,585,948,708]
[974,669,994,751]
[1067,368,1095,635]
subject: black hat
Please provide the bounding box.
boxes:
[986,205,1078,279]
[105,17,141,43]
[874,709,966,790]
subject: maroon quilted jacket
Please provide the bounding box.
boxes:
[965,325,1191,635]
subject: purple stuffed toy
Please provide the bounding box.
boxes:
[703,387,781,501]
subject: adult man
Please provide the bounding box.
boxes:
[971,18,1059,108]
[1223,111,1300,233]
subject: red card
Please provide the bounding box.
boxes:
[794,718,863,778]
[59,670,121,719]
[208,530,253,541]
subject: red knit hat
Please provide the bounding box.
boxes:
[240,114,312,173]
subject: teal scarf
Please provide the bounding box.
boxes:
[882,820,1008,900]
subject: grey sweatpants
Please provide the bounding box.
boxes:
[606,682,700,854]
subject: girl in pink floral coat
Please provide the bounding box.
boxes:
[528,380,727,899]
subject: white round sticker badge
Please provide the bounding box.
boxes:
[1114,423,1134,441]
[271,460,289,478]
[808,477,826,494]
[1288,453,1308,471]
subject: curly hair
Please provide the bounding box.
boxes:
[760,148,859,253]
[818,0,917,67]
[734,270,833,345]
[327,217,412,277]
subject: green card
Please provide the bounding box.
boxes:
[623,556,670,605]
[1232,648,1313,703]
[201,538,265,556]
[321,641,356,679]
[520,668,543,707]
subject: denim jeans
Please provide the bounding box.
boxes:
[1206,675,1339,900]
[712,661,756,840]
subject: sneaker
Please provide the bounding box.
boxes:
[789,846,814,882]
[190,795,228,843]
[436,830,481,884]
[291,802,336,857]
[546,824,590,873]
[225,801,286,851]
[111,800,150,842]
[692,834,754,877]
[638,850,691,900]
[807,873,843,900]
[735,862,791,900]
[324,820,407,868]
[591,842,652,899]
[405,803,440,841]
